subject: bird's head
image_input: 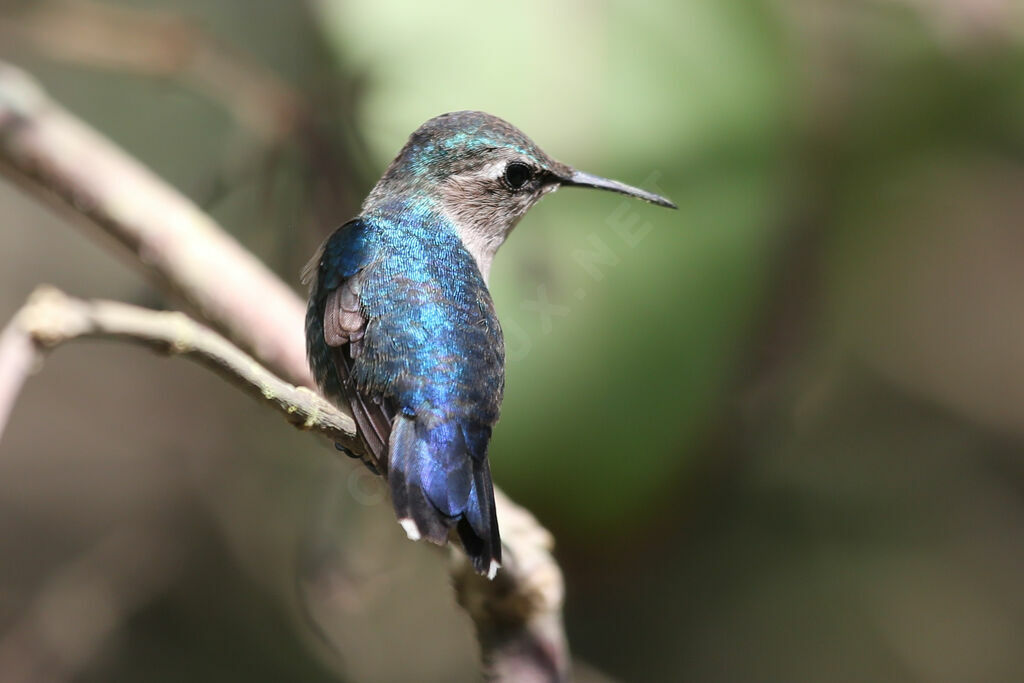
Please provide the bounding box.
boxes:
[365,111,676,276]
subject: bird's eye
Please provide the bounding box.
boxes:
[503,162,533,190]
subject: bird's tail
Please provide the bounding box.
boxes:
[389,415,501,578]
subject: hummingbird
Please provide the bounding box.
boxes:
[304,111,675,578]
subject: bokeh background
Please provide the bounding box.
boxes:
[2,0,1024,681]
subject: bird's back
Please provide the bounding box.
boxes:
[306,199,505,574]
[355,202,505,427]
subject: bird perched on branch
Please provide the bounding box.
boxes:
[304,111,675,577]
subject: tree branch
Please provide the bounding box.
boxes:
[0,286,358,450]
[0,61,569,681]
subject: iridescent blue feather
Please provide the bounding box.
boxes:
[306,197,503,574]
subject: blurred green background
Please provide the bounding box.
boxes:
[2,0,1024,680]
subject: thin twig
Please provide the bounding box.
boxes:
[0,286,358,450]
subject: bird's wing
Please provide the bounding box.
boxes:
[305,219,395,472]
[326,283,394,468]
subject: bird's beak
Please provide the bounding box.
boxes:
[560,169,677,209]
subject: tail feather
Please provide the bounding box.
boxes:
[389,415,501,577]
[460,456,501,576]
[390,418,448,544]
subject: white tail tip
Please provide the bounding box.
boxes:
[398,518,421,541]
